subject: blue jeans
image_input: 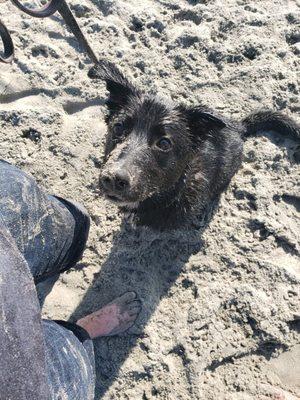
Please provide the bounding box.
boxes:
[0,160,95,400]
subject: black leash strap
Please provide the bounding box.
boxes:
[57,0,98,64]
[11,0,62,17]
[9,0,98,64]
[0,20,14,63]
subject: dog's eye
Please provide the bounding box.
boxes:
[113,123,124,137]
[156,137,172,152]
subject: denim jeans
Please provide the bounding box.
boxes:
[0,160,95,400]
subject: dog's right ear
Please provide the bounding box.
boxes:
[88,60,139,115]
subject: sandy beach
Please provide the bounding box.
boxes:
[0,0,299,399]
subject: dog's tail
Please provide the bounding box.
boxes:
[242,109,300,142]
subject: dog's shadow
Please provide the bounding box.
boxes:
[69,203,218,399]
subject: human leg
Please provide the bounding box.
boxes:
[0,160,90,282]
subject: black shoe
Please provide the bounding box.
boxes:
[55,197,90,272]
[34,197,90,284]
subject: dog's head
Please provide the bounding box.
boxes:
[89,61,226,208]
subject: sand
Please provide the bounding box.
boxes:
[0,0,299,399]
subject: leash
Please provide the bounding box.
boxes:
[1,0,98,64]
[0,19,14,62]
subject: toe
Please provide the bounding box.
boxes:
[128,305,141,318]
[127,300,141,309]
[119,291,137,303]
[128,309,141,317]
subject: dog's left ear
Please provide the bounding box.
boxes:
[180,106,227,138]
[88,60,140,114]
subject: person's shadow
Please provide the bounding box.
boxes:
[69,201,219,399]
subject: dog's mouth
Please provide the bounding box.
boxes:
[105,194,140,209]
[106,194,122,202]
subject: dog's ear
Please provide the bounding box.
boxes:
[88,60,139,114]
[180,106,227,139]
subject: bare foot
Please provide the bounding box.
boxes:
[76,292,141,339]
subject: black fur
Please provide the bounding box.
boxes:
[89,60,300,229]
[243,109,300,141]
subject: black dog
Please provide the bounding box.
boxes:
[88,61,300,229]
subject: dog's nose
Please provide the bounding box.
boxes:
[100,170,130,193]
[101,174,113,191]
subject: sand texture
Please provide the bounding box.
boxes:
[0,0,299,399]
